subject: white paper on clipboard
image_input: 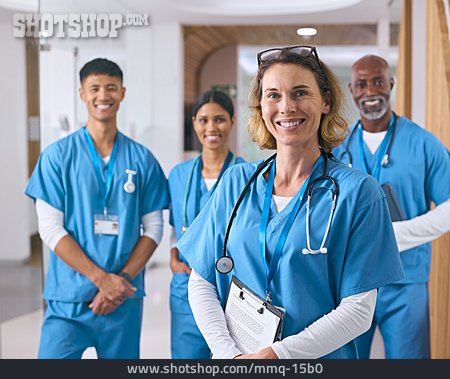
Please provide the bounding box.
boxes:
[224,276,284,354]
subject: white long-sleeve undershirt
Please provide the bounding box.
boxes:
[393,199,450,252]
[188,269,376,359]
[35,198,163,250]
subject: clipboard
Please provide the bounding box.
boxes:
[224,275,285,354]
[381,182,406,222]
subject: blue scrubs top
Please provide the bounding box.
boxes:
[25,128,169,302]
[168,154,244,313]
[177,156,404,358]
[334,116,450,283]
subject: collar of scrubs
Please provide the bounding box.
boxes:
[357,114,395,181]
[83,127,119,214]
[259,155,323,301]
[182,150,235,230]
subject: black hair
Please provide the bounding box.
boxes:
[192,90,234,119]
[79,58,123,84]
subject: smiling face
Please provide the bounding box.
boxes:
[260,63,330,150]
[192,102,234,152]
[349,56,394,121]
[79,74,125,124]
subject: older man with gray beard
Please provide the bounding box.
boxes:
[333,54,450,359]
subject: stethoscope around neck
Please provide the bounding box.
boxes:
[215,149,339,275]
[339,112,398,168]
[182,152,236,234]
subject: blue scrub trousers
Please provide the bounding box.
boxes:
[170,272,210,359]
[38,298,143,359]
[171,312,211,359]
[355,283,430,359]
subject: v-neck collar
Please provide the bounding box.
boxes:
[256,156,325,232]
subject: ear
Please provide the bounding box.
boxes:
[348,82,353,95]
[389,77,394,90]
[322,92,331,115]
[79,87,85,102]
[231,116,236,128]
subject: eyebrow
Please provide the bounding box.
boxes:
[356,76,385,81]
[197,114,227,118]
[89,83,118,88]
[263,84,310,92]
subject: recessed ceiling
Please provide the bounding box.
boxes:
[165,0,363,16]
[0,0,402,24]
[0,0,38,12]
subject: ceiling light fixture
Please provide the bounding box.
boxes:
[297,27,318,37]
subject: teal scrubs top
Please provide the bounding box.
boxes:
[177,156,404,358]
[25,128,169,302]
[334,116,450,283]
[168,153,244,313]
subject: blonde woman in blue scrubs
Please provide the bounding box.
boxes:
[177,46,404,359]
[168,90,245,358]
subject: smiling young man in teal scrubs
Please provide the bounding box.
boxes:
[334,55,450,358]
[26,58,169,358]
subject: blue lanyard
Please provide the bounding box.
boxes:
[183,151,235,230]
[258,156,320,300]
[357,114,395,181]
[83,127,118,214]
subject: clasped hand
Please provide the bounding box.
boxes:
[89,272,137,315]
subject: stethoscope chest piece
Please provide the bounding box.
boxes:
[216,256,234,274]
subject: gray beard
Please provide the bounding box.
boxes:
[358,95,388,121]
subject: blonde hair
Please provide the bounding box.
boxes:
[248,51,348,152]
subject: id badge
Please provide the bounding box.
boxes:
[94,214,119,235]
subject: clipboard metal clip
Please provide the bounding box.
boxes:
[258,300,269,314]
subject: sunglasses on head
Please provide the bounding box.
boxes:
[257,45,322,70]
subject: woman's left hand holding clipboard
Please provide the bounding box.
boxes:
[234,346,278,359]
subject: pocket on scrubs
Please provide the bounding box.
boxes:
[170,272,192,314]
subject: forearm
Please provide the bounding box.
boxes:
[170,247,179,262]
[119,210,162,278]
[271,290,377,359]
[53,234,106,286]
[170,226,177,249]
[120,236,157,278]
[188,269,242,359]
[393,199,450,252]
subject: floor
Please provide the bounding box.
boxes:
[0,239,385,359]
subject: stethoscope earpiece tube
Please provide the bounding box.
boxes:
[218,153,277,274]
[217,151,339,272]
